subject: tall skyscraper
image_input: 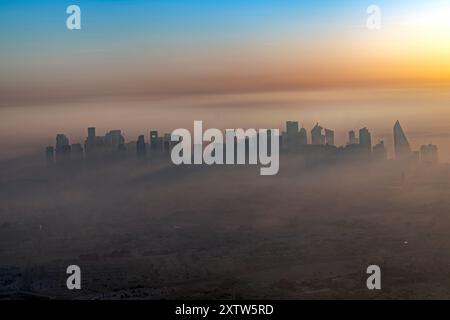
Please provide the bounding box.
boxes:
[286,121,299,150]
[299,126,307,145]
[420,144,438,163]
[137,135,146,158]
[325,129,335,146]
[87,127,96,142]
[393,120,411,159]
[311,123,325,145]
[55,134,69,162]
[359,127,372,153]
[85,127,98,155]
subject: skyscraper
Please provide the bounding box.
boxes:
[286,121,299,135]
[286,121,299,150]
[348,130,358,145]
[55,134,69,162]
[87,127,96,143]
[311,123,325,145]
[150,130,158,150]
[299,126,307,145]
[105,130,125,149]
[85,127,98,156]
[393,120,411,159]
[359,127,372,153]
[137,135,146,158]
[325,129,335,146]
[56,134,69,150]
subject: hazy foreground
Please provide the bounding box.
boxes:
[1,154,450,299]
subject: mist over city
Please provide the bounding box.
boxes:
[2,0,450,306]
[1,115,449,299]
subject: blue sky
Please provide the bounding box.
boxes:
[1,0,450,106]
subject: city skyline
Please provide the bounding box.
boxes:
[44,120,438,165]
[2,2,450,163]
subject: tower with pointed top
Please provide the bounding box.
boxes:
[393,120,411,159]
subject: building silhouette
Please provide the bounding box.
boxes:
[136,135,146,158]
[43,119,440,166]
[325,129,335,146]
[55,134,69,162]
[359,127,372,153]
[105,130,125,150]
[85,127,100,156]
[286,121,300,150]
[311,123,325,145]
[87,127,96,143]
[150,130,158,150]
[348,130,359,145]
[299,126,308,145]
[393,120,411,159]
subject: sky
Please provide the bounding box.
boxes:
[1,0,450,106]
[1,1,450,161]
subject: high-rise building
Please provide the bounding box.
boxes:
[348,130,359,145]
[85,127,98,155]
[311,123,325,145]
[420,144,438,163]
[280,132,287,151]
[150,130,159,150]
[105,130,125,149]
[286,121,299,135]
[163,133,173,154]
[136,135,146,158]
[393,120,411,159]
[359,127,372,153]
[55,134,69,162]
[286,121,299,150]
[87,127,96,143]
[373,141,386,160]
[325,129,335,146]
[56,134,69,150]
[299,126,307,145]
